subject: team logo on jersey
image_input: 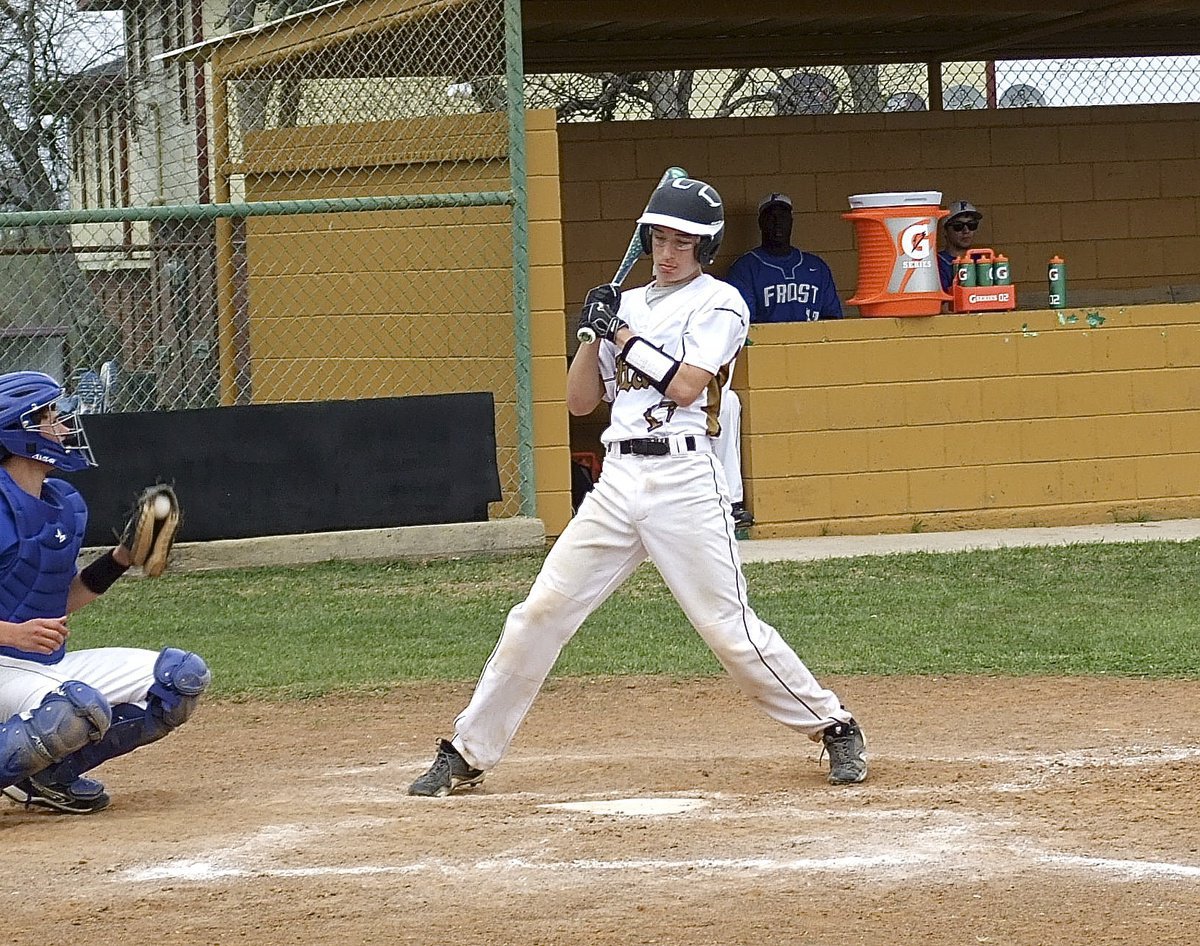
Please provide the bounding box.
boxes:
[616,357,653,393]
[643,400,677,432]
[763,282,818,306]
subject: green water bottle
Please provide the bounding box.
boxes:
[993,254,1011,286]
[1048,255,1067,308]
[976,252,994,287]
[955,256,976,287]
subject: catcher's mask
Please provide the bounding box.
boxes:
[0,371,97,472]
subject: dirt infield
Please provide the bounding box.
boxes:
[6,675,1199,945]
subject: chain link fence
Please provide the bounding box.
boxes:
[529,57,1200,120]
[0,0,537,515]
[1,0,1198,517]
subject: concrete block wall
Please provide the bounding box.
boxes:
[738,302,1200,537]
[559,103,1200,320]
[559,105,1200,534]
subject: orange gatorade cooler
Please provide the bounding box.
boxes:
[843,191,951,317]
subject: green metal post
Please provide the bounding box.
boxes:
[0,192,512,227]
[505,0,536,519]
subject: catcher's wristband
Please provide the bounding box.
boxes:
[80,548,130,594]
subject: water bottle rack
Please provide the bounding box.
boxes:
[952,248,1018,313]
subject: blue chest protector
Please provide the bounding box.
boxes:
[0,471,87,665]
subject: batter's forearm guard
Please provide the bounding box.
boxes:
[621,336,680,396]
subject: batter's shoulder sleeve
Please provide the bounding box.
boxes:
[682,277,749,374]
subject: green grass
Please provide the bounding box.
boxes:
[67,539,1200,698]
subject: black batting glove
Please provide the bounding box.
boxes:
[583,283,621,313]
[578,301,627,342]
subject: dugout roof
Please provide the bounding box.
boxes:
[167,0,1200,76]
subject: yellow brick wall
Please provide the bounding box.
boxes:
[738,303,1200,536]
[559,103,1200,318]
[558,106,1200,534]
[236,110,572,534]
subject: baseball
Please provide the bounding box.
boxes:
[153,493,172,520]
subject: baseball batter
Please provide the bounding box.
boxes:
[409,177,867,797]
[0,371,208,814]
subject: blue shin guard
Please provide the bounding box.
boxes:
[38,648,210,786]
[0,682,111,788]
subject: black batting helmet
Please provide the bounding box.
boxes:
[637,177,724,265]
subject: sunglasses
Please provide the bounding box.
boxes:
[948,220,979,232]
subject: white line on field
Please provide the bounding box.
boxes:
[1038,854,1200,880]
[123,849,1200,885]
[125,852,920,883]
[117,742,1200,889]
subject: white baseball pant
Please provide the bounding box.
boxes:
[452,448,850,771]
[0,648,158,718]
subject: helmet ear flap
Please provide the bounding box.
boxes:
[638,223,652,256]
[697,231,723,266]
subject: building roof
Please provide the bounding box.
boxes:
[162,0,1200,76]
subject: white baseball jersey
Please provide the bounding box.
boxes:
[449,271,854,773]
[597,273,747,444]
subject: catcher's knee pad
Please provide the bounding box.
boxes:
[148,647,211,728]
[0,682,111,787]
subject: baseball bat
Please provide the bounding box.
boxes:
[577,165,688,344]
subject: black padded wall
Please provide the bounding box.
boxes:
[69,393,502,545]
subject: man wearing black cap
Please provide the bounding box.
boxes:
[720,193,843,528]
[939,199,983,291]
[726,193,843,323]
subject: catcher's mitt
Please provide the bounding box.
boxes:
[120,484,180,578]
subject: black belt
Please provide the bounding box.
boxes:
[614,436,697,456]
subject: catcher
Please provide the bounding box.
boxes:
[0,371,207,814]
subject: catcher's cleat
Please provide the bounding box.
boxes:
[821,719,867,785]
[3,773,111,814]
[408,739,484,797]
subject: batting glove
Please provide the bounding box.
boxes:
[578,301,627,342]
[583,283,621,313]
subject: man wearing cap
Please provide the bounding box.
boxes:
[725,193,844,324]
[719,193,843,529]
[939,199,983,291]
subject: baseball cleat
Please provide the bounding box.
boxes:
[408,738,485,797]
[3,774,111,814]
[731,502,754,529]
[821,719,867,785]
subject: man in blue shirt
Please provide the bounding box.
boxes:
[938,199,983,291]
[719,194,844,527]
[725,193,844,323]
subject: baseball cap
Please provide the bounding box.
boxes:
[757,192,793,213]
[945,199,982,224]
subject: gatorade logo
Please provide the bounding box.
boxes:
[900,222,932,260]
[1049,267,1060,280]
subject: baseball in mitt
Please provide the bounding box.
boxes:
[120,484,181,578]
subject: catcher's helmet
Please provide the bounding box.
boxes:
[637,177,724,265]
[0,371,96,472]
